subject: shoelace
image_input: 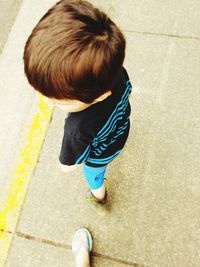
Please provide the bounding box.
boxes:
[84,178,109,202]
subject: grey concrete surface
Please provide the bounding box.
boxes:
[0,0,22,186]
[0,0,56,205]
[0,0,23,54]
[90,0,200,38]
[2,0,200,267]
[5,235,131,267]
[0,0,28,200]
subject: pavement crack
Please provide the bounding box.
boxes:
[92,252,149,266]
[123,29,200,41]
[0,228,13,234]
[15,231,150,267]
[15,231,71,250]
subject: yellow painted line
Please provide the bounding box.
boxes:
[0,94,54,266]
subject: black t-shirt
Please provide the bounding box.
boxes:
[59,66,132,167]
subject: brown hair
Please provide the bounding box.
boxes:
[23,0,126,103]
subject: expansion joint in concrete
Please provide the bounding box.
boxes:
[0,229,12,234]
[15,231,150,267]
[123,29,200,41]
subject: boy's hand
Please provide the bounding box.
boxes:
[58,162,79,173]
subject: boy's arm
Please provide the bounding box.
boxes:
[58,123,91,172]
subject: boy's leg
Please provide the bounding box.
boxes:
[82,164,107,201]
[91,183,106,201]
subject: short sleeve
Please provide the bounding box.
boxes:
[59,124,91,166]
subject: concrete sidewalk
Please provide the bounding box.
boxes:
[0,0,23,54]
[1,0,200,266]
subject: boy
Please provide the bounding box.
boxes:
[23,0,132,215]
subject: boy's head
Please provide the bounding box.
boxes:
[23,0,126,111]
